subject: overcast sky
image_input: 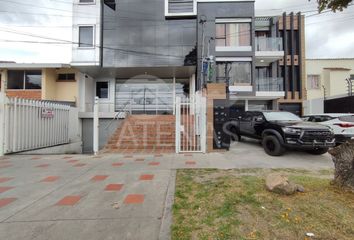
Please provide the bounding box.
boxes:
[0,0,353,63]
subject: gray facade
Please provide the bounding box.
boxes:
[102,0,197,68]
[196,2,255,92]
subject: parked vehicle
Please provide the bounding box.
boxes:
[228,111,335,156]
[302,114,354,145]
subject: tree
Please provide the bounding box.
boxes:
[316,0,352,12]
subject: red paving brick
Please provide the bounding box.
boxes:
[67,160,79,164]
[154,154,163,157]
[31,156,42,160]
[0,187,13,193]
[36,164,50,168]
[105,184,124,191]
[139,174,154,181]
[135,158,145,162]
[41,176,60,182]
[148,162,160,166]
[91,175,108,181]
[56,196,81,206]
[124,194,145,204]
[73,163,86,167]
[0,198,16,208]
[186,161,196,165]
[0,177,13,183]
[124,155,133,158]
[63,156,73,160]
[112,163,124,167]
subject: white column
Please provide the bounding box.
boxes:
[0,92,5,157]
[245,99,249,111]
[93,97,99,155]
[173,77,176,115]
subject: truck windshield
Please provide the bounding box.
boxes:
[263,112,302,121]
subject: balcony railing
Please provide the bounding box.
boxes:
[256,77,284,91]
[255,37,283,51]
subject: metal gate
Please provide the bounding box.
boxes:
[0,93,71,154]
[175,92,207,153]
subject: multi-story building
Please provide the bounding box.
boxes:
[71,0,306,152]
[304,58,354,114]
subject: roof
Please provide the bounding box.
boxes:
[0,63,71,69]
[323,67,351,71]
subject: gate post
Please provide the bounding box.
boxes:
[0,92,5,156]
[175,97,181,153]
[93,97,99,155]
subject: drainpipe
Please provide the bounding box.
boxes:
[93,97,99,155]
[100,0,104,67]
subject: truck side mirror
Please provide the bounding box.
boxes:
[255,117,264,122]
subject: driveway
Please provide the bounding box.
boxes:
[0,142,333,240]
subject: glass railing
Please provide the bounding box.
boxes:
[256,77,284,91]
[255,37,283,51]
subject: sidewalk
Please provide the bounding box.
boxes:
[0,142,333,240]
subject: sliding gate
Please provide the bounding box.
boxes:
[175,93,207,153]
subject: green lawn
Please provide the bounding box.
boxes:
[172,169,354,240]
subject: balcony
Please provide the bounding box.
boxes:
[255,77,285,98]
[255,37,284,65]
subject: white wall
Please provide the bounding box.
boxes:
[71,0,101,66]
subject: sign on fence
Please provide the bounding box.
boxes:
[41,108,54,118]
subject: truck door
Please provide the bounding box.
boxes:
[239,112,255,137]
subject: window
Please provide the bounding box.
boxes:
[57,73,76,82]
[96,82,108,99]
[216,22,251,48]
[350,74,354,80]
[216,62,252,85]
[79,26,94,48]
[7,70,42,90]
[307,74,320,90]
[165,0,196,17]
[79,0,95,4]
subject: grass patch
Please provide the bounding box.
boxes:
[172,169,354,240]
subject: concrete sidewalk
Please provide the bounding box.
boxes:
[0,141,333,240]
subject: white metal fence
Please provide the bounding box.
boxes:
[175,92,207,153]
[0,93,71,154]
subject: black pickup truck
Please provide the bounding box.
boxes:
[228,111,335,156]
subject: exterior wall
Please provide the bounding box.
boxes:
[197,2,255,92]
[306,59,354,100]
[102,0,196,68]
[6,90,42,100]
[72,0,101,66]
[55,68,79,103]
[42,68,57,100]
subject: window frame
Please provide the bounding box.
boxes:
[78,25,95,49]
[215,18,252,52]
[307,74,321,90]
[216,58,253,86]
[164,0,197,17]
[95,81,109,100]
[7,70,42,90]
[57,73,76,82]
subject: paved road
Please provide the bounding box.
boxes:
[0,141,333,240]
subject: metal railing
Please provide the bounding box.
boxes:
[255,37,283,51]
[256,77,284,91]
[104,100,132,130]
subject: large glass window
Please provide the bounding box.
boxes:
[216,23,251,47]
[7,70,42,90]
[79,26,94,48]
[216,62,252,85]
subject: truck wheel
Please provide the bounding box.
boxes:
[307,147,329,155]
[262,135,285,156]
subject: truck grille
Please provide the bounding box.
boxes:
[301,130,333,142]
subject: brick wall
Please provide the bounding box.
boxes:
[6,90,42,100]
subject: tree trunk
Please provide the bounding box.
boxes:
[328,140,354,191]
